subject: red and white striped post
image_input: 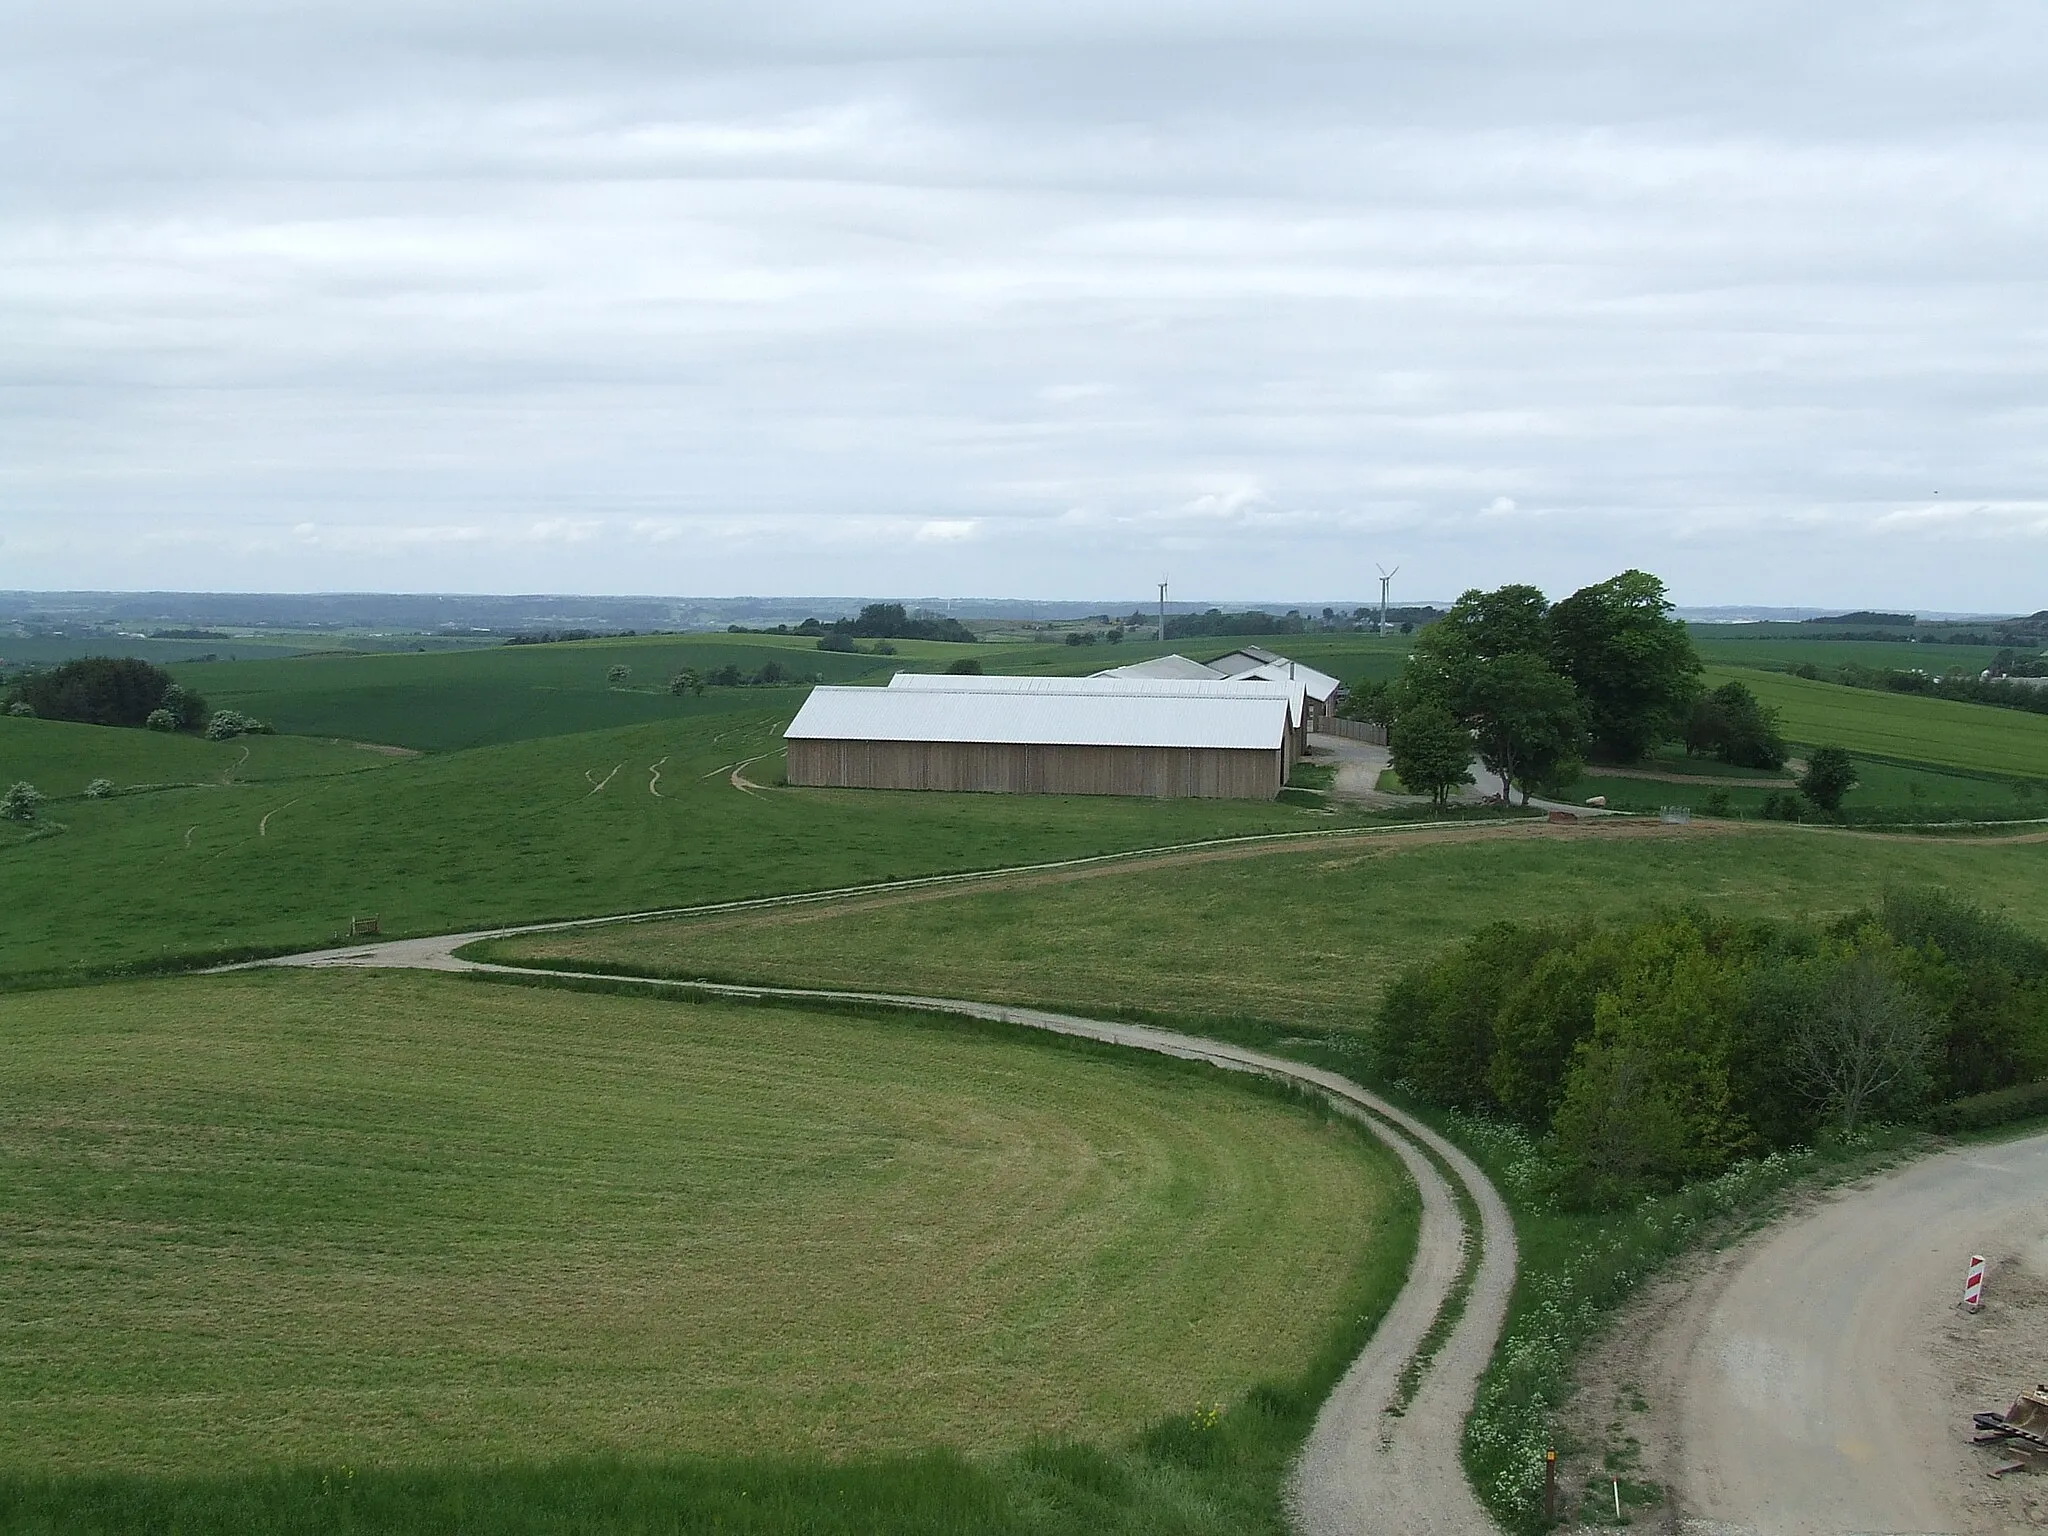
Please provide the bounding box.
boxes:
[1964,1254,1987,1311]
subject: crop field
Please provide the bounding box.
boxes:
[490,823,2048,1031]
[1688,633,2004,674]
[0,714,397,795]
[1574,756,2042,817]
[0,704,1350,981]
[0,970,1404,1490]
[1707,667,2048,778]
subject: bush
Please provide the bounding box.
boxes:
[945,658,984,675]
[2,782,44,822]
[6,701,32,717]
[1761,790,1803,821]
[816,633,857,652]
[606,664,631,683]
[203,710,271,741]
[1923,1078,2048,1134]
[145,708,177,731]
[85,778,115,799]
[668,670,703,697]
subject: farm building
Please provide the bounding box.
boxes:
[784,676,1295,798]
[1094,653,1230,682]
[900,670,1308,758]
[1204,646,1344,729]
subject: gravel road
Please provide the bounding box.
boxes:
[249,923,1517,1535]
[1594,1131,2048,1536]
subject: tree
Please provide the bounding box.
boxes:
[204,710,270,741]
[145,708,177,731]
[1548,570,1702,762]
[668,670,703,696]
[9,657,186,728]
[1338,678,1393,726]
[1,781,44,821]
[158,683,208,731]
[1388,702,1474,808]
[1461,653,1582,805]
[1421,584,1553,665]
[1793,938,1935,1132]
[944,658,984,675]
[606,664,631,684]
[1799,746,1857,813]
[1685,680,1787,769]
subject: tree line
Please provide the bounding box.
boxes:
[1372,889,2048,1208]
[4,658,268,739]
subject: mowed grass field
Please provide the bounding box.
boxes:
[492,823,2048,1032]
[0,704,1352,980]
[0,969,1406,1480]
[1707,667,2048,778]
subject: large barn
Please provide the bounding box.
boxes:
[783,675,1296,798]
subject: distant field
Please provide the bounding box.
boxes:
[492,823,2048,1031]
[1689,632,2004,674]
[0,715,394,797]
[0,631,501,669]
[0,968,1402,1475]
[1708,667,2048,778]
[0,705,1346,979]
[1575,755,2041,817]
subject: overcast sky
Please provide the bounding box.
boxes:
[3,2,2044,608]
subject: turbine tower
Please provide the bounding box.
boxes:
[1157,580,1169,645]
[1376,565,1399,633]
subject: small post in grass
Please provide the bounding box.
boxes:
[1613,1476,1623,1521]
[1543,1447,1556,1519]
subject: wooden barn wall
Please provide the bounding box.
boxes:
[787,739,1283,799]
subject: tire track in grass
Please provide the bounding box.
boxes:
[258,798,300,837]
[648,757,668,797]
[584,763,623,795]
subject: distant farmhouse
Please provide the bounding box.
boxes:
[1098,644,1344,731]
[782,647,1343,799]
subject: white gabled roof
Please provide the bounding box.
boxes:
[1206,645,1287,676]
[889,669,1306,728]
[786,684,1290,751]
[1237,658,1343,703]
[1093,654,1227,681]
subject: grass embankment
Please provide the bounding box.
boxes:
[487,823,2048,1028]
[0,968,1415,1534]
[0,706,1354,981]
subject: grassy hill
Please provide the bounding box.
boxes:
[490,823,2048,1031]
[1707,667,2048,779]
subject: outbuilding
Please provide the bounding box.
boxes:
[784,677,1294,798]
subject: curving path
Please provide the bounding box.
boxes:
[242,914,1517,1535]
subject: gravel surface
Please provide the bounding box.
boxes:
[1568,1131,2048,1536]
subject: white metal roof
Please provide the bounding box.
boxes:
[1093,654,1227,681]
[1238,658,1343,703]
[889,669,1306,727]
[1206,645,1286,676]
[786,684,1291,751]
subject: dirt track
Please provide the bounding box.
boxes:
[1572,1131,2048,1536]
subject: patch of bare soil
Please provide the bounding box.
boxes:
[344,739,423,758]
[1942,1246,2048,1529]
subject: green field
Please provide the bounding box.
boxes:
[1707,667,2048,778]
[0,968,1413,1535]
[1574,756,2042,817]
[0,704,1354,981]
[490,824,2048,1031]
[1688,632,2004,674]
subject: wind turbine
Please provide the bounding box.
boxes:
[1376,565,1399,633]
[1157,579,1169,645]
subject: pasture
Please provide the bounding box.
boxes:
[1707,667,2048,778]
[0,968,1409,1531]
[0,706,1349,981]
[488,822,2048,1032]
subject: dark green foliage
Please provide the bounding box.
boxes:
[669,669,704,696]
[7,657,194,729]
[1337,678,1392,725]
[1374,892,2048,1207]
[1386,702,1473,808]
[2,782,44,822]
[832,604,977,644]
[945,658,985,675]
[1761,790,1803,820]
[1685,681,1788,769]
[1923,1078,2048,1133]
[1548,571,1702,763]
[817,632,858,652]
[1799,745,1857,812]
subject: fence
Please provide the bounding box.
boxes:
[1320,717,1388,746]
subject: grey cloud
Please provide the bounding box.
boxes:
[2,2,2044,605]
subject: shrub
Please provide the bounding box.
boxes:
[816,633,857,652]
[1761,790,1803,821]
[145,708,177,731]
[1799,746,1857,813]
[2,781,44,821]
[85,778,115,799]
[606,664,631,683]
[6,700,32,717]
[1701,789,1732,817]
[203,710,271,741]
[1923,1078,2048,1134]
[945,658,984,675]
[668,670,703,696]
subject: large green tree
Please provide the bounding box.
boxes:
[1387,701,1474,808]
[1548,570,1702,762]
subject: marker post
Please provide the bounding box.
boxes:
[1965,1254,1987,1311]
